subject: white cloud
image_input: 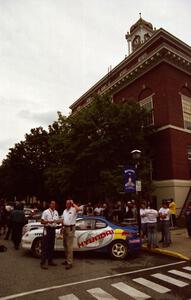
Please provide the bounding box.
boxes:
[17,109,58,125]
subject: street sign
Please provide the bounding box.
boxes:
[124,167,136,193]
[136,180,142,192]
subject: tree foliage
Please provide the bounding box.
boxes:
[0,95,154,203]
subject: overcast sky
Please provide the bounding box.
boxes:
[0,0,190,163]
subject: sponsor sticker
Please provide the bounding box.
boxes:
[129,239,140,244]
[78,229,114,248]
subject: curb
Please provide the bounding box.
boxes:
[141,245,190,261]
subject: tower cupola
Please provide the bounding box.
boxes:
[125,14,155,54]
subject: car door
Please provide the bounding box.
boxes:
[73,218,114,251]
[55,226,63,249]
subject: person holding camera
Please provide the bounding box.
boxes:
[62,198,81,269]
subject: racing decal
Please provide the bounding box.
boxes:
[77,229,114,248]
[121,231,133,237]
[129,239,140,244]
[113,229,127,241]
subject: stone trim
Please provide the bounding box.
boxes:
[156,124,191,134]
[70,34,190,111]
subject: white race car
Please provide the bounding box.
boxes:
[22,221,43,236]
[22,216,141,260]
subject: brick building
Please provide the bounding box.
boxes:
[70,17,191,214]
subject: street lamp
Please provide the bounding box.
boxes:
[131,149,142,235]
[131,149,141,163]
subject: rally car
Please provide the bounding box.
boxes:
[21,216,141,260]
[22,221,43,236]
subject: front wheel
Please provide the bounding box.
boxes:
[110,240,128,260]
[32,238,42,258]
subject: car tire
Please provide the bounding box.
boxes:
[32,238,42,258]
[109,240,128,260]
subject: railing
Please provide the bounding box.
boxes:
[179,186,191,218]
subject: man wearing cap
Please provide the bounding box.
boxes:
[62,198,81,269]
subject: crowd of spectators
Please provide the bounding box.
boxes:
[1,197,191,250]
[139,198,191,249]
[77,200,138,223]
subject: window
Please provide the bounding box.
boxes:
[188,146,191,161]
[139,96,154,126]
[182,95,191,130]
[95,220,107,229]
[75,219,94,230]
[187,145,191,178]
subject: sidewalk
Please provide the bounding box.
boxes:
[142,227,191,261]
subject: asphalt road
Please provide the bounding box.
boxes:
[0,238,191,300]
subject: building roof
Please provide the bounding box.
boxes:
[130,17,153,34]
[70,26,191,112]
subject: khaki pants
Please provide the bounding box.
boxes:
[63,226,75,265]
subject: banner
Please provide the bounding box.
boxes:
[124,167,136,193]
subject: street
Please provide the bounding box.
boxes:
[0,238,191,300]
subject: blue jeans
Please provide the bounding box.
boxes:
[161,220,171,244]
[141,223,147,238]
[147,222,158,247]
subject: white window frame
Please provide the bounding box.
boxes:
[139,95,154,125]
[187,145,191,161]
[181,94,191,130]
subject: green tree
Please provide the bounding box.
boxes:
[45,94,154,202]
[0,94,154,204]
[0,127,50,201]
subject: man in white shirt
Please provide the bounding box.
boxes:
[94,204,103,216]
[62,198,81,269]
[145,204,158,249]
[40,200,60,269]
[140,202,148,242]
[159,201,171,247]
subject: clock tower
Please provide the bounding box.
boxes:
[125,14,155,54]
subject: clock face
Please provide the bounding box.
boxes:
[132,36,141,50]
[133,36,140,45]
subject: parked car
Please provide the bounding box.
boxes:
[22,221,43,236]
[24,208,42,220]
[22,216,141,260]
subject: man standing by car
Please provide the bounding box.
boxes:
[140,201,148,243]
[62,198,81,269]
[40,200,60,270]
[145,203,158,249]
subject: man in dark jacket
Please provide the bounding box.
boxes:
[11,203,27,249]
